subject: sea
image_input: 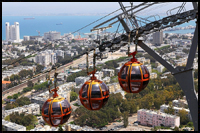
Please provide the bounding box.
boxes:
[2,16,196,40]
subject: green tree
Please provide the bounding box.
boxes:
[36,64,44,73]
[13,94,19,99]
[174,126,179,131]
[70,91,78,102]
[4,115,10,121]
[186,121,193,127]
[7,96,12,99]
[27,80,34,88]
[58,125,63,131]
[2,125,6,131]
[4,77,9,81]
[164,102,175,115]
[123,111,129,128]
[178,109,190,125]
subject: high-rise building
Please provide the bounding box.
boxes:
[5,22,20,42]
[5,22,10,41]
[153,31,163,46]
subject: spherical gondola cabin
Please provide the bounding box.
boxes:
[118,52,150,93]
[79,72,109,110]
[42,87,72,127]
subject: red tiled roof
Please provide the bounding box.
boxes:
[2,81,11,84]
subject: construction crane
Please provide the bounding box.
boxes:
[36,30,40,36]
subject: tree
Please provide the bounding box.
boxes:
[36,64,44,73]
[174,126,179,131]
[13,94,19,99]
[27,80,34,88]
[10,74,15,81]
[70,91,78,102]
[178,109,190,125]
[164,102,175,115]
[4,77,9,81]
[123,111,129,128]
[7,96,12,99]
[58,125,63,131]
[186,121,193,127]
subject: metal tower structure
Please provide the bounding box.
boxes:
[91,2,198,130]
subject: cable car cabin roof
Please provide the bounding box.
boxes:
[46,95,65,102]
[124,60,143,66]
[84,79,103,85]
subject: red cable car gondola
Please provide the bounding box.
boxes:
[42,70,71,127]
[79,50,109,110]
[118,35,150,93]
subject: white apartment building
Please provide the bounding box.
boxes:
[150,72,157,79]
[30,125,58,131]
[2,103,40,118]
[2,120,26,131]
[137,109,180,127]
[157,65,165,73]
[23,36,30,41]
[102,69,115,77]
[35,50,57,67]
[5,22,20,42]
[160,104,192,121]
[54,50,64,58]
[172,99,188,108]
[44,31,61,41]
[75,76,90,86]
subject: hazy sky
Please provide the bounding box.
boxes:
[2,2,195,16]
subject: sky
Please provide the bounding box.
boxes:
[2,2,195,16]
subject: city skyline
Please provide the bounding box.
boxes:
[2,2,194,16]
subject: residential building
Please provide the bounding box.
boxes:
[65,124,94,131]
[150,72,157,79]
[30,125,59,131]
[160,104,192,121]
[172,99,188,108]
[2,120,26,131]
[145,64,152,73]
[23,36,30,41]
[107,83,121,93]
[157,65,165,73]
[54,50,64,58]
[102,69,115,77]
[2,103,40,118]
[102,77,110,84]
[44,31,61,41]
[153,31,163,46]
[35,50,57,67]
[137,57,150,64]
[75,76,90,86]
[155,61,161,67]
[137,109,180,127]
